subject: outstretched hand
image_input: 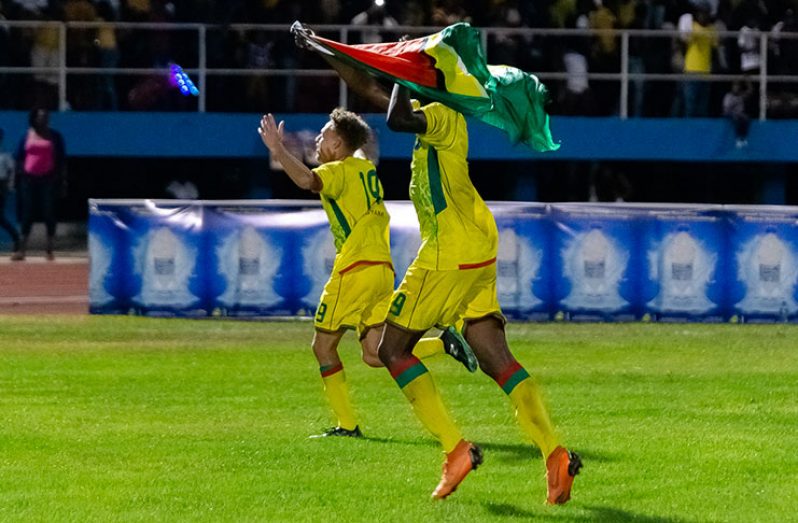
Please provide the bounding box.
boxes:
[290,21,315,50]
[258,114,285,152]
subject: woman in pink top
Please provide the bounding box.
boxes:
[11,107,66,261]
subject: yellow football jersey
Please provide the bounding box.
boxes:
[409,101,498,270]
[313,156,392,274]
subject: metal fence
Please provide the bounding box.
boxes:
[1,21,796,119]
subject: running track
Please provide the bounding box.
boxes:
[0,256,89,314]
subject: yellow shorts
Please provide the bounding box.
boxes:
[386,259,504,332]
[315,262,393,338]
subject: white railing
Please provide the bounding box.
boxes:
[1,21,796,119]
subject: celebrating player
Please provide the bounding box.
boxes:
[258,109,476,439]
[295,31,581,504]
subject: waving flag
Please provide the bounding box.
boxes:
[292,22,559,152]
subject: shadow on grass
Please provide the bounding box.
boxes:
[480,442,615,464]
[360,435,440,449]
[484,502,689,522]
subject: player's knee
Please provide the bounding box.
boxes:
[311,338,338,363]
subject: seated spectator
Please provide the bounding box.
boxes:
[723,79,752,148]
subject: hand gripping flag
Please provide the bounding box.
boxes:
[292,21,560,152]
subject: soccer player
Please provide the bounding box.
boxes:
[299,42,581,504]
[257,109,476,439]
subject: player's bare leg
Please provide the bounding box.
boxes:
[362,323,477,371]
[360,324,384,368]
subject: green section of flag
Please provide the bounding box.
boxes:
[307,22,560,152]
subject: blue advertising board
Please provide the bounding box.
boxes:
[727,205,798,323]
[89,199,798,323]
[639,205,728,321]
[550,204,643,321]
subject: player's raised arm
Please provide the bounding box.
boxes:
[257,113,322,192]
[386,84,427,134]
[292,22,390,112]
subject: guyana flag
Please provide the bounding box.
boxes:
[292,21,559,152]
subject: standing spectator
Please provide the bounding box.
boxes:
[559,0,596,115]
[64,0,99,109]
[620,0,648,116]
[399,0,428,26]
[350,0,398,45]
[431,0,471,25]
[12,107,65,261]
[679,1,718,117]
[95,1,120,110]
[244,30,274,112]
[123,0,151,22]
[723,79,752,148]
[0,1,11,105]
[771,8,796,78]
[29,8,60,109]
[0,128,21,255]
[8,0,47,18]
[589,0,620,115]
[486,0,524,66]
[737,15,762,76]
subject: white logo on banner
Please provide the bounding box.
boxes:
[736,232,798,314]
[301,228,337,305]
[135,227,197,306]
[562,228,628,311]
[217,226,282,307]
[497,228,541,311]
[88,231,113,306]
[648,231,715,312]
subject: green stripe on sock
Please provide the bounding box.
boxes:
[501,368,530,395]
[394,362,428,389]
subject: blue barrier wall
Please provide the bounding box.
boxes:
[90,200,798,323]
[3,111,798,161]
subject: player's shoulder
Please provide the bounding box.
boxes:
[333,156,375,176]
[314,159,345,173]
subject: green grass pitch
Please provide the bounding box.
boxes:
[1,316,796,521]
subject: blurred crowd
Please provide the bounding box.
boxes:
[0,0,796,117]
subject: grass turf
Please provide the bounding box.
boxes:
[0,316,796,521]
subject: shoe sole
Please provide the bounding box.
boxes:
[446,327,479,373]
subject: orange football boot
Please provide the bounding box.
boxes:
[431,439,483,499]
[545,446,582,505]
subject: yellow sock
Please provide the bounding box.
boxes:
[498,363,559,459]
[411,337,444,360]
[389,356,463,453]
[320,363,357,431]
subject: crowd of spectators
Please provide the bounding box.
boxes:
[0,0,796,117]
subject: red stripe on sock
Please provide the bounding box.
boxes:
[388,356,422,379]
[320,363,344,378]
[494,360,523,388]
